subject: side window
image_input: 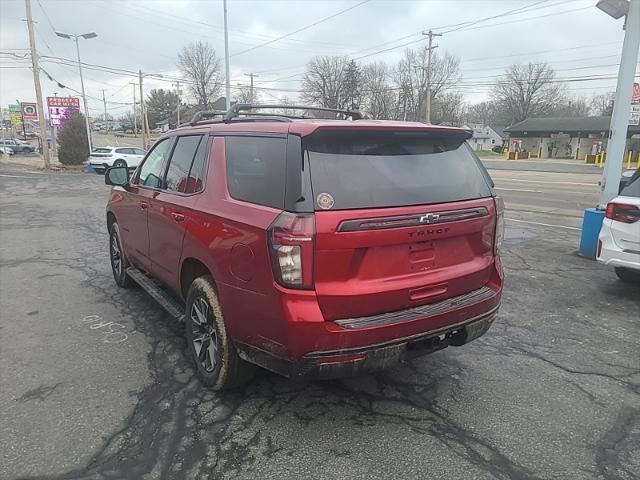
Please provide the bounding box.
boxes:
[134,148,146,156]
[136,138,172,188]
[115,148,128,155]
[164,135,203,193]
[184,136,209,194]
[225,136,287,209]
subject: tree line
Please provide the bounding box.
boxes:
[119,40,615,129]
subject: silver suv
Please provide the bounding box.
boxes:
[89,146,146,173]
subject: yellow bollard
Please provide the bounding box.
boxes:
[527,152,531,159]
[627,151,633,169]
[515,152,519,160]
[584,154,588,163]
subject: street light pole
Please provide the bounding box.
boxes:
[223,0,231,111]
[56,31,97,153]
[73,36,93,152]
[599,0,640,206]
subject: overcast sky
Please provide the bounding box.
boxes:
[0,0,634,119]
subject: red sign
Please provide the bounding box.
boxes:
[21,102,38,121]
[632,83,640,104]
[47,96,80,108]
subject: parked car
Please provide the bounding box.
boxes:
[0,139,33,154]
[0,146,14,156]
[104,104,504,390]
[89,146,146,173]
[597,170,640,283]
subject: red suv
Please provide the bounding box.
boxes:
[105,104,504,390]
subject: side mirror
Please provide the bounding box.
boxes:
[105,166,129,187]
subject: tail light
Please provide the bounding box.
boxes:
[605,202,640,224]
[494,196,505,256]
[268,212,315,289]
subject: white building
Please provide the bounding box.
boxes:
[470,125,507,151]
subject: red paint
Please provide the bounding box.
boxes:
[107,119,503,370]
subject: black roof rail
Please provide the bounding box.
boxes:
[223,103,363,122]
[189,110,227,126]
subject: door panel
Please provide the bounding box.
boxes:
[148,192,200,291]
[115,185,154,271]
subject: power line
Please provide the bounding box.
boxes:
[230,0,372,58]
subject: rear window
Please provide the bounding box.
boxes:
[305,131,493,210]
[621,173,640,198]
[225,136,287,209]
[93,148,112,154]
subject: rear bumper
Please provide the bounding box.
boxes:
[236,306,498,380]
[597,222,640,270]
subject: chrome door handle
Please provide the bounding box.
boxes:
[139,201,149,209]
[171,212,185,222]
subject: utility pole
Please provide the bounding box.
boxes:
[223,0,231,111]
[599,0,640,206]
[172,81,182,127]
[139,70,146,150]
[24,0,50,168]
[101,89,108,126]
[244,73,258,103]
[131,82,137,137]
[73,36,92,151]
[422,29,442,124]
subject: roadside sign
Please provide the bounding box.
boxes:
[21,102,38,121]
[47,97,80,126]
[632,83,640,104]
[8,104,22,126]
[630,104,640,126]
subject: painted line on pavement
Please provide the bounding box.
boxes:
[0,174,42,179]
[495,187,542,193]
[506,217,581,231]
[497,178,597,187]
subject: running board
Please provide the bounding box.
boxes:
[126,267,185,322]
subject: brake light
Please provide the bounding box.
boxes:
[605,202,640,224]
[268,212,315,289]
[494,196,505,256]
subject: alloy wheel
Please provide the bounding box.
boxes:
[190,297,219,372]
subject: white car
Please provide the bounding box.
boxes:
[89,146,146,173]
[597,170,640,283]
[0,146,14,156]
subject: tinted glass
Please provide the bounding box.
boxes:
[305,131,493,210]
[115,148,128,154]
[164,136,202,193]
[133,148,146,156]
[137,138,172,188]
[621,173,640,198]
[226,136,286,208]
[183,137,209,194]
[94,148,112,153]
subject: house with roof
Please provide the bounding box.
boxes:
[504,116,640,159]
[469,125,508,151]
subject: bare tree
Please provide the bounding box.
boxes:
[554,96,591,117]
[301,56,350,111]
[466,101,502,126]
[178,41,222,107]
[431,91,465,126]
[361,62,396,119]
[393,47,460,122]
[234,85,260,105]
[492,62,565,124]
[589,92,614,116]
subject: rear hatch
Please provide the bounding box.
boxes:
[305,129,497,321]
[609,176,640,252]
[89,148,113,161]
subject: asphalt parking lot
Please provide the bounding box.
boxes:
[1,163,638,480]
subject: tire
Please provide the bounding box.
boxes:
[614,267,640,284]
[109,222,134,288]
[113,159,127,168]
[185,276,255,391]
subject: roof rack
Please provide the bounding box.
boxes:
[189,110,227,126]
[223,103,363,122]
